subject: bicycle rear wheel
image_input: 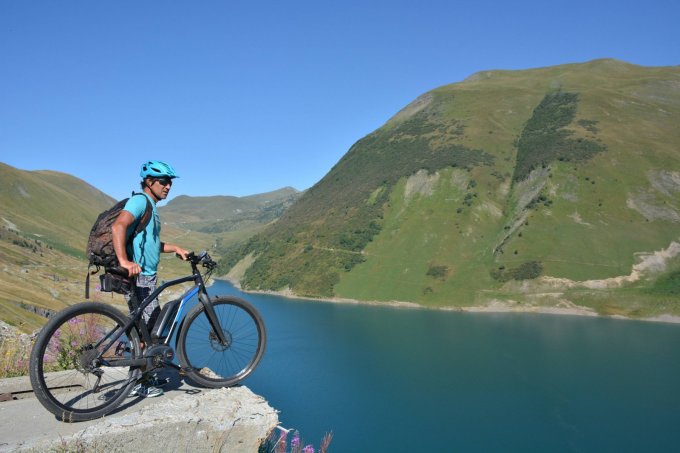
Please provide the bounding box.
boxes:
[29,302,142,421]
[177,296,266,388]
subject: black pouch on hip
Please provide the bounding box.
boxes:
[100,272,132,294]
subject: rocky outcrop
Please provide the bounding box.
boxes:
[20,386,279,452]
[17,302,54,319]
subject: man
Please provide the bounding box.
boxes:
[111,160,189,397]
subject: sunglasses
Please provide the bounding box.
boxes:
[155,177,173,187]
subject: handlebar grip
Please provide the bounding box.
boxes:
[180,251,196,261]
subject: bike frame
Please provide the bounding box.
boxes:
[96,255,227,369]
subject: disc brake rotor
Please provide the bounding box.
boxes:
[209,330,233,352]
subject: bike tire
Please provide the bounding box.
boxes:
[29,302,142,422]
[177,296,266,388]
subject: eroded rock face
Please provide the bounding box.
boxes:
[40,386,279,453]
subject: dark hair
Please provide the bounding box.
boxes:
[140,180,147,190]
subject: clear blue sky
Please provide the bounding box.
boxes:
[2,0,679,201]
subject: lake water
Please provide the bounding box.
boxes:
[206,280,680,452]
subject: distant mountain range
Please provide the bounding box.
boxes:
[221,59,680,318]
[160,188,300,233]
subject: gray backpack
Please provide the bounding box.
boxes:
[85,193,152,297]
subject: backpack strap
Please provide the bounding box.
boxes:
[130,192,154,236]
[85,265,91,299]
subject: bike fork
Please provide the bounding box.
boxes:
[198,291,229,345]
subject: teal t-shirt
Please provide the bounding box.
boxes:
[123,193,161,276]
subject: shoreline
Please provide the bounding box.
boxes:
[215,276,680,325]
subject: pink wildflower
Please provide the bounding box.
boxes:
[291,432,300,449]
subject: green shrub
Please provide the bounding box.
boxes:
[513,91,605,181]
[645,270,680,296]
[491,261,543,282]
[426,265,449,279]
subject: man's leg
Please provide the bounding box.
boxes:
[124,274,161,333]
[124,274,166,398]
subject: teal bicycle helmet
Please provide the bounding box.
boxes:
[140,160,180,179]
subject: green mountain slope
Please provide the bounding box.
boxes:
[223,59,680,317]
[0,163,115,256]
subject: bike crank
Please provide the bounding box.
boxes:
[144,344,175,367]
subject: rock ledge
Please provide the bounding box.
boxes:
[27,386,279,452]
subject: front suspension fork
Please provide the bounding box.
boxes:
[198,291,228,345]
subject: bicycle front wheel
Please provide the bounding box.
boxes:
[29,302,142,421]
[177,296,266,388]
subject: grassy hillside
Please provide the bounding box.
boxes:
[0,163,115,256]
[223,59,680,317]
[0,164,118,331]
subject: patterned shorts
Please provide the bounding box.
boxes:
[125,273,161,329]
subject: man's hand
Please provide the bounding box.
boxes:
[120,260,141,278]
[174,247,190,261]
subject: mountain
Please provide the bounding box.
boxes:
[0,163,296,332]
[0,163,115,256]
[159,188,301,233]
[222,59,680,318]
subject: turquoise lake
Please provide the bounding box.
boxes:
[206,280,680,452]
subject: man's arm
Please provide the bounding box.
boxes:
[161,242,190,260]
[112,211,141,277]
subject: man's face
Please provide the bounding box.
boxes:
[152,177,173,199]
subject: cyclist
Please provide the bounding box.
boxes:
[111,159,190,397]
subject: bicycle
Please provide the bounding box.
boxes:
[29,251,266,422]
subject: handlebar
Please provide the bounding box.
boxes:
[183,251,218,270]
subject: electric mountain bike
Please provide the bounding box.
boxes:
[29,251,266,422]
